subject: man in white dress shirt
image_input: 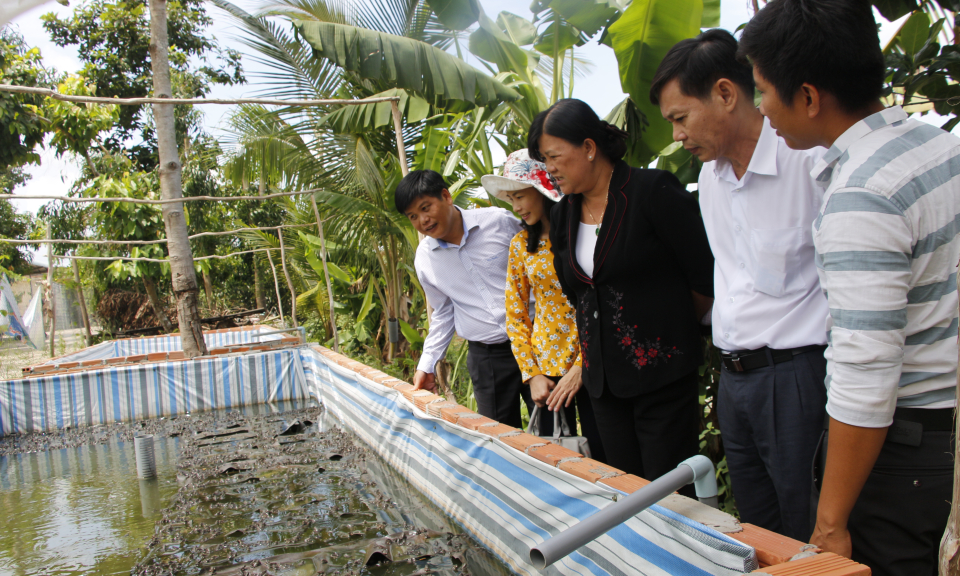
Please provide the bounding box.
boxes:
[397,169,534,428]
[652,29,829,541]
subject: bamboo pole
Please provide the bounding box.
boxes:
[391,101,454,399]
[265,249,285,327]
[71,257,92,346]
[0,189,318,204]
[277,232,297,329]
[0,223,317,246]
[46,223,56,357]
[0,83,400,107]
[310,195,339,352]
[56,247,283,263]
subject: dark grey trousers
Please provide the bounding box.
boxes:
[717,347,827,541]
[843,429,953,576]
[466,342,532,430]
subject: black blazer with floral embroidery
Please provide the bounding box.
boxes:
[549,160,714,398]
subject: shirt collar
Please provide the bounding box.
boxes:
[428,206,479,250]
[810,106,908,186]
[713,117,779,184]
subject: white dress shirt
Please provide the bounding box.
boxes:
[700,117,829,351]
[415,206,522,374]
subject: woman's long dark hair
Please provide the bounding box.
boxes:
[521,192,551,254]
[527,99,628,163]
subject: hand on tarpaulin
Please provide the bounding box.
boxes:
[413,370,437,392]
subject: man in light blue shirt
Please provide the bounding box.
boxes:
[397,170,532,428]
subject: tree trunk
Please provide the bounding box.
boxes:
[148,0,207,357]
[72,257,92,346]
[310,196,339,352]
[143,276,174,333]
[266,249,285,325]
[202,271,214,312]
[277,232,298,329]
[46,223,56,357]
[254,263,265,309]
[938,292,960,574]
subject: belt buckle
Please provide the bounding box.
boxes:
[729,355,744,372]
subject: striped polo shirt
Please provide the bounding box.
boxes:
[813,106,960,428]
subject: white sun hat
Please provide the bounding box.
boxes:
[481,149,564,204]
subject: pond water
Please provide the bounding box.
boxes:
[0,405,511,576]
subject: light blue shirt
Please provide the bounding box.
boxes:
[415,206,522,374]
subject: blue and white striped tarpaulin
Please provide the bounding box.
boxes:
[0,349,307,437]
[302,349,758,576]
[48,327,293,364]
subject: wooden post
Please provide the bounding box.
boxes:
[939,291,960,573]
[71,257,92,346]
[265,249,286,327]
[46,223,56,357]
[148,0,207,357]
[391,101,454,399]
[277,232,297,329]
[310,195,339,352]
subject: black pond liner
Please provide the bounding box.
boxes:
[132,405,512,576]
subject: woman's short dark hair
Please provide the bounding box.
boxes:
[395,170,447,214]
[738,0,885,114]
[527,99,628,163]
[650,29,754,106]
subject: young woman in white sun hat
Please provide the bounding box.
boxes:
[482,150,606,462]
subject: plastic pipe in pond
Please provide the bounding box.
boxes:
[134,434,157,479]
[529,455,718,570]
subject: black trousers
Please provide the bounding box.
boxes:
[542,375,607,464]
[589,370,699,495]
[717,347,827,541]
[466,342,532,429]
[836,429,954,576]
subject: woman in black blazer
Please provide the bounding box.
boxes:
[529,99,714,485]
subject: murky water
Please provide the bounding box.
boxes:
[0,435,179,575]
[0,405,511,576]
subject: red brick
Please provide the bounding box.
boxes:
[427,400,458,418]
[440,405,474,424]
[456,414,497,431]
[80,359,103,367]
[558,459,624,483]
[477,423,517,438]
[498,432,549,453]
[392,382,415,394]
[732,524,817,567]
[31,365,53,373]
[598,474,651,494]
[146,352,167,362]
[528,443,583,466]
[107,356,129,364]
[125,354,147,363]
[168,351,186,360]
[413,392,443,411]
[754,552,869,575]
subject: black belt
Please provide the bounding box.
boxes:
[893,407,954,432]
[720,345,825,373]
[468,340,512,351]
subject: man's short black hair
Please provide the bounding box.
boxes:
[738,0,885,113]
[395,170,447,214]
[650,29,754,106]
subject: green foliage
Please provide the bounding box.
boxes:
[42,0,243,163]
[39,75,119,164]
[0,29,56,168]
[607,0,703,165]
[293,20,520,107]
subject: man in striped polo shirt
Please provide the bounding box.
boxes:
[740,1,959,574]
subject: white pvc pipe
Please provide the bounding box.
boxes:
[530,455,718,570]
[134,434,157,479]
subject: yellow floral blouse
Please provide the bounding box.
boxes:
[505,229,581,382]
